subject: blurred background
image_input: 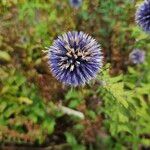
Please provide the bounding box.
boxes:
[0,0,150,149]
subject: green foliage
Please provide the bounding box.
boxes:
[97,64,150,149]
[65,89,84,109]
[65,132,86,150]
[0,69,57,144]
[0,51,11,62]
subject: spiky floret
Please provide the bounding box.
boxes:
[129,49,145,64]
[48,31,103,86]
[135,0,150,32]
[69,0,82,9]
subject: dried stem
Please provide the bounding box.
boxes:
[58,104,85,119]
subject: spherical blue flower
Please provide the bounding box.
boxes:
[135,0,150,32]
[69,0,82,9]
[129,49,145,64]
[48,31,103,86]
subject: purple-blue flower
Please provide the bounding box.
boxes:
[48,31,103,86]
[69,0,82,9]
[129,49,145,64]
[135,0,150,32]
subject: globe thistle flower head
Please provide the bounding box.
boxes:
[129,49,145,64]
[135,0,150,33]
[69,0,82,9]
[48,31,103,86]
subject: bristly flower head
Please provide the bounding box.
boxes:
[129,49,145,64]
[135,0,150,32]
[69,0,82,9]
[48,31,103,86]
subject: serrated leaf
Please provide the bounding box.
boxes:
[0,51,11,62]
[42,117,55,134]
[65,132,77,146]
[0,101,7,113]
[110,74,123,83]
[141,138,150,147]
[69,100,80,108]
[117,124,131,134]
[18,97,33,105]
[65,90,80,100]
[118,113,129,123]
